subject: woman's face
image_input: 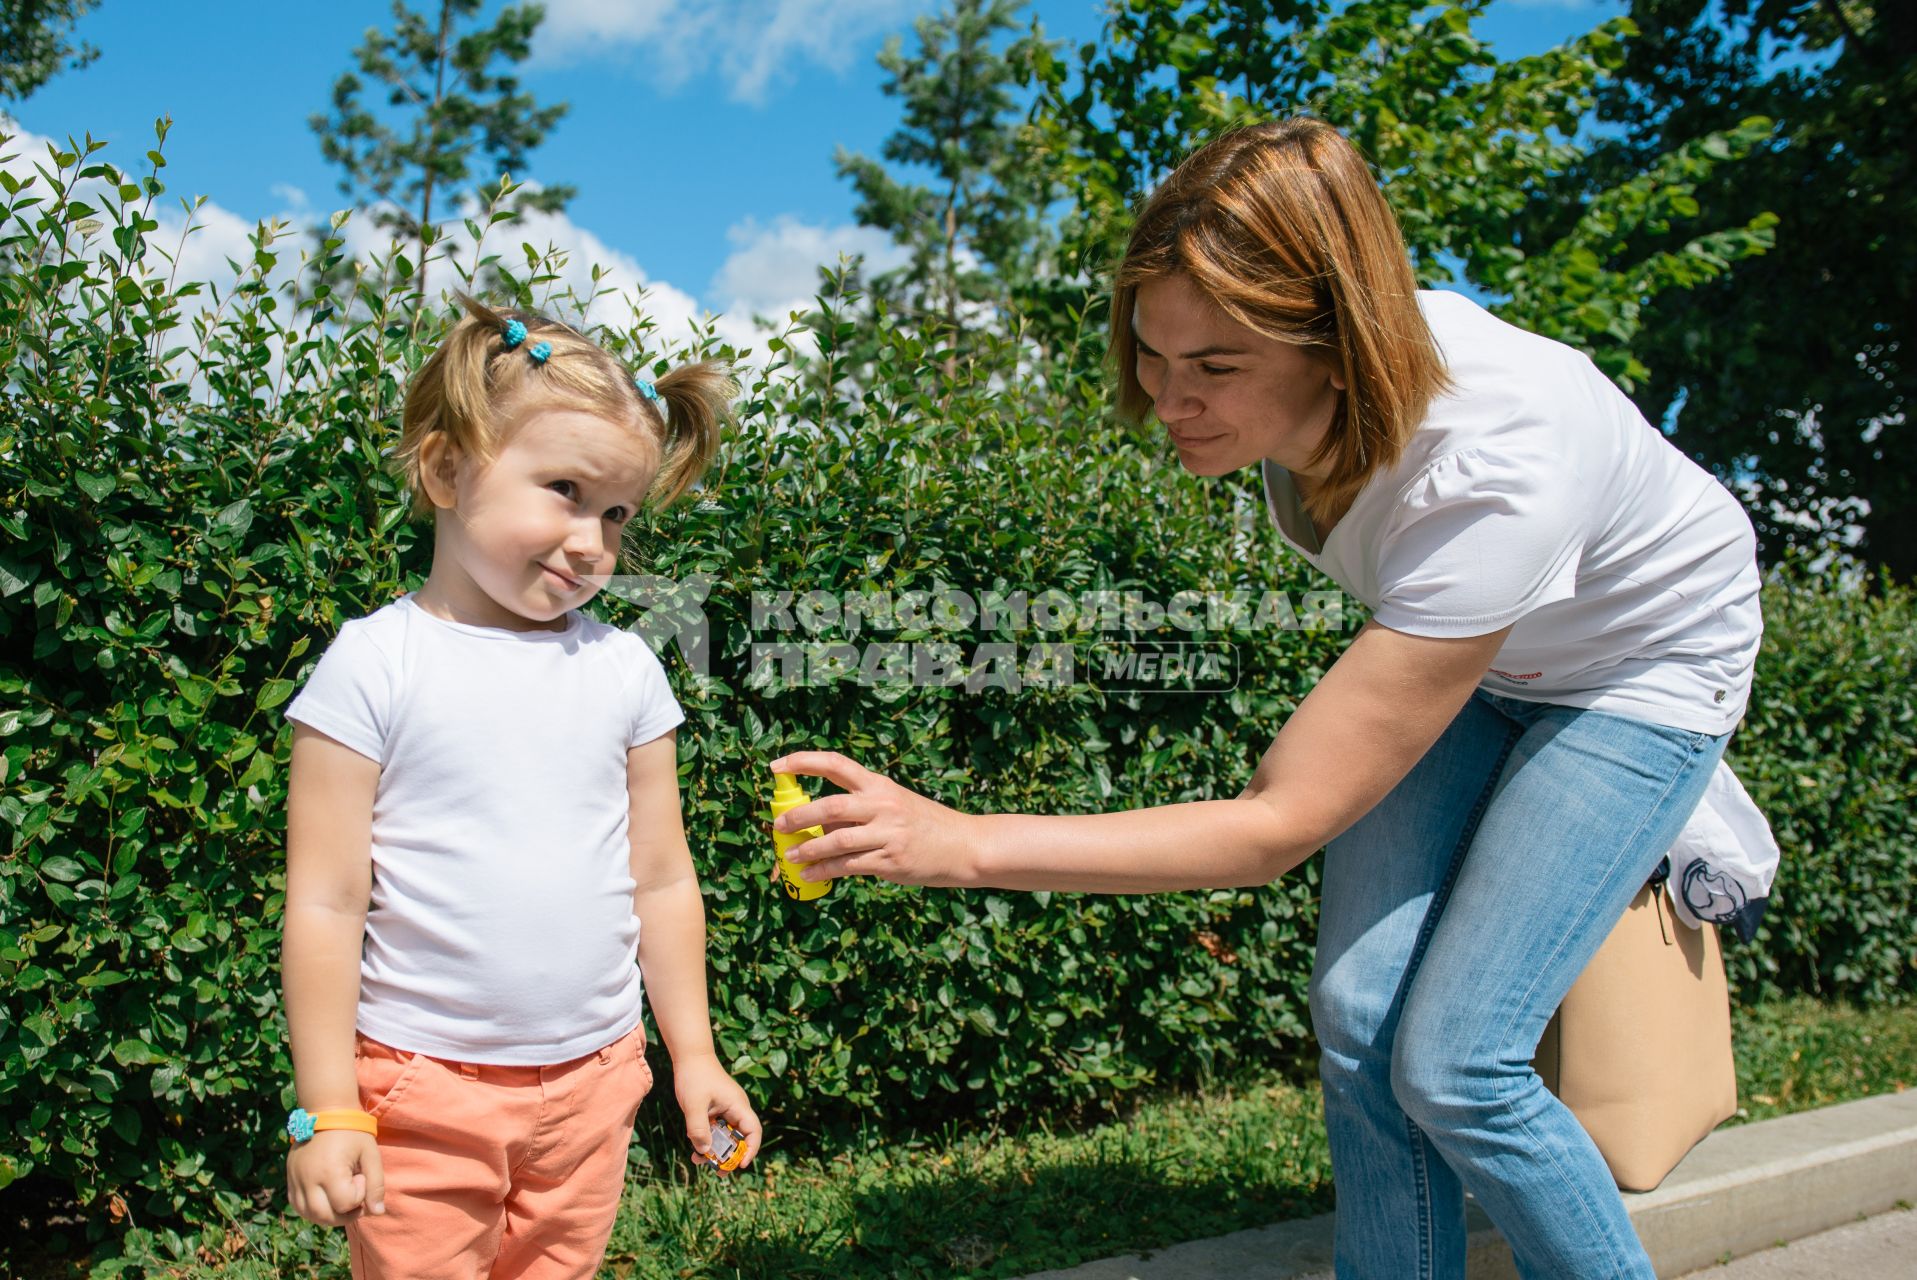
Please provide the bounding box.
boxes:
[425,407,657,631]
[1131,273,1345,479]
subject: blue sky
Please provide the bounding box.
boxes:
[4,0,1624,336]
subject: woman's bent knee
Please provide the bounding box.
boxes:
[1308,960,1387,1065]
[1389,1034,1556,1142]
[1390,1038,1497,1134]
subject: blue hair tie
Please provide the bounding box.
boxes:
[634,376,659,402]
[529,341,551,365]
[502,318,528,349]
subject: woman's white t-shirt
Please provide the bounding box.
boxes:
[1261,289,1762,736]
[283,591,685,1064]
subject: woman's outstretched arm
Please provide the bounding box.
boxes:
[771,621,1510,893]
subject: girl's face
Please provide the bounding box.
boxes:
[422,406,657,633]
[1131,273,1345,479]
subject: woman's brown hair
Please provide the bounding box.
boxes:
[393,294,734,520]
[1111,118,1448,522]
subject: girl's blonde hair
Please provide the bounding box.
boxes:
[394,294,734,519]
[1110,118,1449,523]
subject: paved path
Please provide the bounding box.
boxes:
[1673,1204,1917,1278]
[1020,1092,1917,1280]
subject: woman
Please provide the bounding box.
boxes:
[771,118,1762,1279]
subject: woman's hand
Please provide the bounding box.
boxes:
[768,752,979,887]
[672,1053,762,1172]
[287,1129,384,1225]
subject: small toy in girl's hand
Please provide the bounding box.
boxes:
[698,1119,749,1173]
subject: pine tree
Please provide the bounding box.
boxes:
[310,0,573,297]
[835,0,1061,370]
[0,0,101,101]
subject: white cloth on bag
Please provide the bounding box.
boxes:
[283,591,684,1064]
[1666,760,1780,940]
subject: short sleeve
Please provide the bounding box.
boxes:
[1370,447,1585,637]
[620,634,686,749]
[283,622,393,764]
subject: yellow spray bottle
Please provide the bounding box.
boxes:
[770,772,831,902]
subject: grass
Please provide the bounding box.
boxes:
[1729,996,1916,1124]
[70,1080,1334,1280]
[8,997,1910,1279]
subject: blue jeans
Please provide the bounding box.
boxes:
[1310,691,1727,1279]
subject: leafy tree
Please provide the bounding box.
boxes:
[835,0,1063,370]
[1026,1,1779,397]
[1580,1,1914,579]
[0,0,100,101]
[310,0,573,296]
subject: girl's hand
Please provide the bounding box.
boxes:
[767,752,980,887]
[287,1129,384,1225]
[673,1053,762,1172]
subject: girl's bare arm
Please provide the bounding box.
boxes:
[627,731,761,1166]
[282,724,376,1110]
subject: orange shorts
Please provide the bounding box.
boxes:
[343,1022,653,1280]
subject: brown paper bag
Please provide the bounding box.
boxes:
[1532,881,1738,1193]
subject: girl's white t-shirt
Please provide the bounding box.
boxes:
[1261,290,1762,735]
[283,591,685,1064]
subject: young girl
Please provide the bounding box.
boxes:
[280,295,759,1279]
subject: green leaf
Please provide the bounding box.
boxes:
[212,499,254,538]
[111,1039,162,1067]
[965,1007,1000,1036]
[0,555,38,597]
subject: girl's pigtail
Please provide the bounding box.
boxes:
[396,293,520,517]
[648,360,736,505]
[442,293,513,436]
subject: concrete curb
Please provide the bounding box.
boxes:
[1018,1090,1917,1280]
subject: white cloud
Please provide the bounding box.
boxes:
[537,0,676,45]
[270,182,312,213]
[444,188,707,339]
[2,117,115,211]
[700,213,912,361]
[159,202,285,293]
[712,214,908,315]
[2,115,843,374]
[534,0,919,103]
[1,119,298,310]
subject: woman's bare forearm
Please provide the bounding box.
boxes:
[965,796,1313,892]
[773,626,1507,894]
[958,626,1509,892]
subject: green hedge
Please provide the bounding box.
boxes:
[1,130,1910,1248]
[1727,569,1917,1004]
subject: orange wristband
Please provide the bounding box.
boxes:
[285,1107,378,1144]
